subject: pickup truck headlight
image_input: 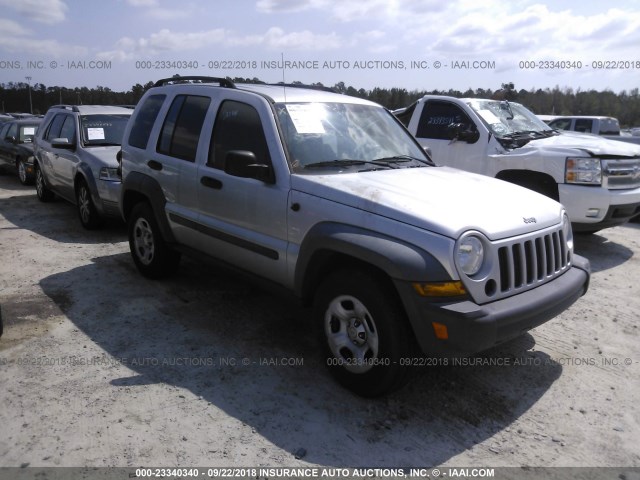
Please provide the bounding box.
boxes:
[99,167,120,181]
[565,157,601,185]
[457,235,484,276]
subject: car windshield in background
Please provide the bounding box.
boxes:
[19,124,39,143]
[467,100,553,138]
[276,102,429,173]
[80,114,131,147]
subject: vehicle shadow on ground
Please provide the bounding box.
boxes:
[0,185,126,244]
[574,229,634,273]
[39,253,562,467]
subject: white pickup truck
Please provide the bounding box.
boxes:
[395,96,640,232]
[546,116,640,146]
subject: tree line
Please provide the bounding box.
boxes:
[2,78,640,128]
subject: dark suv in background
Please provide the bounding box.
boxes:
[0,117,42,185]
[33,105,132,228]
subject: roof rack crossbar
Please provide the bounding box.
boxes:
[153,76,236,88]
[268,82,337,94]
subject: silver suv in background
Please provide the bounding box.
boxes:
[120,77,590,396]
[33,105,132,228]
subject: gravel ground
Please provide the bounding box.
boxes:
[0,173,639,472]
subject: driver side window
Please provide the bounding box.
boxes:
[417,101,475,140]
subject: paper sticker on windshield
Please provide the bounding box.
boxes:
[476,109,501,125]
[23,127,36,135]
[286,104,326,134]
[87,128,105,140]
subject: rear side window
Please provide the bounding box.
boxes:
[417,101,474,139]
[209,100,270,169]
[574,119,593,133]
[157,95,211,162]
[128,94,166,149]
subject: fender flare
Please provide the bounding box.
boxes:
[121,171,176,243]
[294,222,452,300]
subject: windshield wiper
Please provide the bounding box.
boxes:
[373,154,434,167]
[304,159,390,170]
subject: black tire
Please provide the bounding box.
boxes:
[314,268,414,397]
[76,179,103,230]
[128,202,181,279]
[16,158,34,185]
[35,163,54,202]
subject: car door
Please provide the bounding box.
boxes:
[49,114,79,200]
[39,113,76,197]
[412,100,486,172]
[194,95,289,285]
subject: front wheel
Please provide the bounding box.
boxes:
[315,269,414,397]
[17,158,34,185]
[76,179,102,229]
[128,202,181,279]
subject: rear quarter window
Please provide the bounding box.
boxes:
[128,94,166,149]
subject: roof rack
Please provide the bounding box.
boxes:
[268,82,338,94]
[50,105,80,112]
[153,76,236,88]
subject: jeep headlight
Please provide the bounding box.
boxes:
[457,235,484,276]
[561,212,573,260]
[565,157,601,185]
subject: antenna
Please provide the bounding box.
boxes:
[281,52,287,102]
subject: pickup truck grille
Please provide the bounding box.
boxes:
[497,229,569,293]
[602,158,640,189]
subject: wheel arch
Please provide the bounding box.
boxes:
[496,169,560,201]
[294,222,452,306]
[121,171,176,243]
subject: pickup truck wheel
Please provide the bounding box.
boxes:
[129,202,181,279]
[35,163,55,202]
[16,158,34,185]
[315,269,412,397]
[76,179,103,230]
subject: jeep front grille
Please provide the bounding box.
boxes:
[458,224,572,305]
[497,229,568,293]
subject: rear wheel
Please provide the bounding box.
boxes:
[76,179,102,229]
[315,269,414,397]
[35,163,54,202]
[128,202,181,279]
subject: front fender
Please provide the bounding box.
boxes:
[294,222,453,299]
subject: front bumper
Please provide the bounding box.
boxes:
[560,184,640,229]
[96,180,122,217]
[398,254,590,357]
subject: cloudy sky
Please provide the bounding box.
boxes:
[1,0,640,93]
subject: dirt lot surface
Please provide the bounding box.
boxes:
[0,173,639,471]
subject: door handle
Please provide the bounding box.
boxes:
[147,160,163,171]
[200,176,223,189]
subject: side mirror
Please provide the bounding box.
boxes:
[52,138,76,150]
[224,150,274,183]
[447,123,479,143]
[116,150,123,177]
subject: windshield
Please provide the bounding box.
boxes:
[80,114,131,146]
[275,102,429,173]
[467,100,552,137]
[19,124,39,143]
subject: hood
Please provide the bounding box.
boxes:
[291,167,563,241]
[523,131,640,157]
[82,146,121,167]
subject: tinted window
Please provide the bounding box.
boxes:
[209,101,270,169]
[575,119,593,133]
[549,118,571,130]
[157,95,210,162]
[6,123,18,139]
[417,101,474,139]
[128,94,166,149]
[45,114,67,141]
[59,116,76,143]
[0,123,9,139]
